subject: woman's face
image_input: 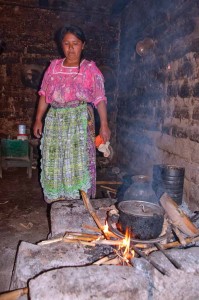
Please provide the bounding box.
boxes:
[62,32,85,63]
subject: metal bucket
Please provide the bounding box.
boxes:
[152,164,185,205]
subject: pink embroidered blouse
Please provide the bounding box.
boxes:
[38,59,107,108]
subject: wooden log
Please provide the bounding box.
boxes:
[102,257,121,265]
[93,256,110,265]
[162,235,199,249]
[0,288,28,300]
[172,225,186,246]
[100,185,117,192]
[80,190,104,231]
[154,243,182,269]
[96,181,122,185]
[159,193,199,236]
[131,244,169,276]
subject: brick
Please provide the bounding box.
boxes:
[172,106,189,119]
[167,84,178,97]
[189,130,199,143]
[178,80,191,98]
[177,60,193,78]
[193,82,199,97]
[172,126,188,139]
[192,107,199,120]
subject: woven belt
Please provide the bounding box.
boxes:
[51,100,86,109]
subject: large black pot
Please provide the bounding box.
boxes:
[117,200,164,240]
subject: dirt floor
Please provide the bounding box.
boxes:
[0,167,49,293]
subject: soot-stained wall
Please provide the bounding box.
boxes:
[117,0,199,209]
[0,0,119,146]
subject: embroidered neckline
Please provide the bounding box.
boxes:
[61,58,85,68]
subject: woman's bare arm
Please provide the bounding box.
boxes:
[33,95,49,138]
[96,101,111,143]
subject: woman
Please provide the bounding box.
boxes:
[33,25,110,203]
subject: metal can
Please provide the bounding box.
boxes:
[18,124,26,135]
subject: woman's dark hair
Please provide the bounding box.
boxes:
[59,25,86,45]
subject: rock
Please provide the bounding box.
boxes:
[29,265,149,300]
[50,199,115,237]
[10,241,108,290]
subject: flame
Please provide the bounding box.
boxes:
[120,228,134,262]
[103,221,109,234]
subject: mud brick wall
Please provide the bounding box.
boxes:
[0,0,119,147]
[117,0,199,209]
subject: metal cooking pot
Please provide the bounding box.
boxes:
[117,200,164,240]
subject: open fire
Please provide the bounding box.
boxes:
[37,191,199,273]
[5,190,199,299]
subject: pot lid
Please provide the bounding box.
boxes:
[118,200,164,217]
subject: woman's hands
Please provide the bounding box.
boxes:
[100,123,111,143]
[33,120,43,138]
[33,95,48,138]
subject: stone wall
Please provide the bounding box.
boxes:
[117,0,199,209]
[0,0,119,146]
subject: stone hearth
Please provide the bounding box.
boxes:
[7,198,199,299]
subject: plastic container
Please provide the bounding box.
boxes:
[17,134,28,141]
[18,125,26,135]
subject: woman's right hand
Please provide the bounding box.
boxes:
[33,120,43,138]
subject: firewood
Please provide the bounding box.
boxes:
[64,234,100,242]
[100,185,117,192]
[64,232,100,239]
[0,288,28,300]
[131,244,169,276]
[96,181,122,185]
[82,224,102,233]
[63,239,96,247]
[102,257,121,265]
[154,243,182,269]
[162,235,199,249]
[93,256,110,265]
[37,238,63,245]
[91,239,123,246]
[80,190,104,232]
[172,225,186,246]
[159,193,199,236]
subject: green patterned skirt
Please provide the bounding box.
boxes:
[40,103,95,203]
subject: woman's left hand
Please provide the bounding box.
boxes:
[100,124,111,143]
